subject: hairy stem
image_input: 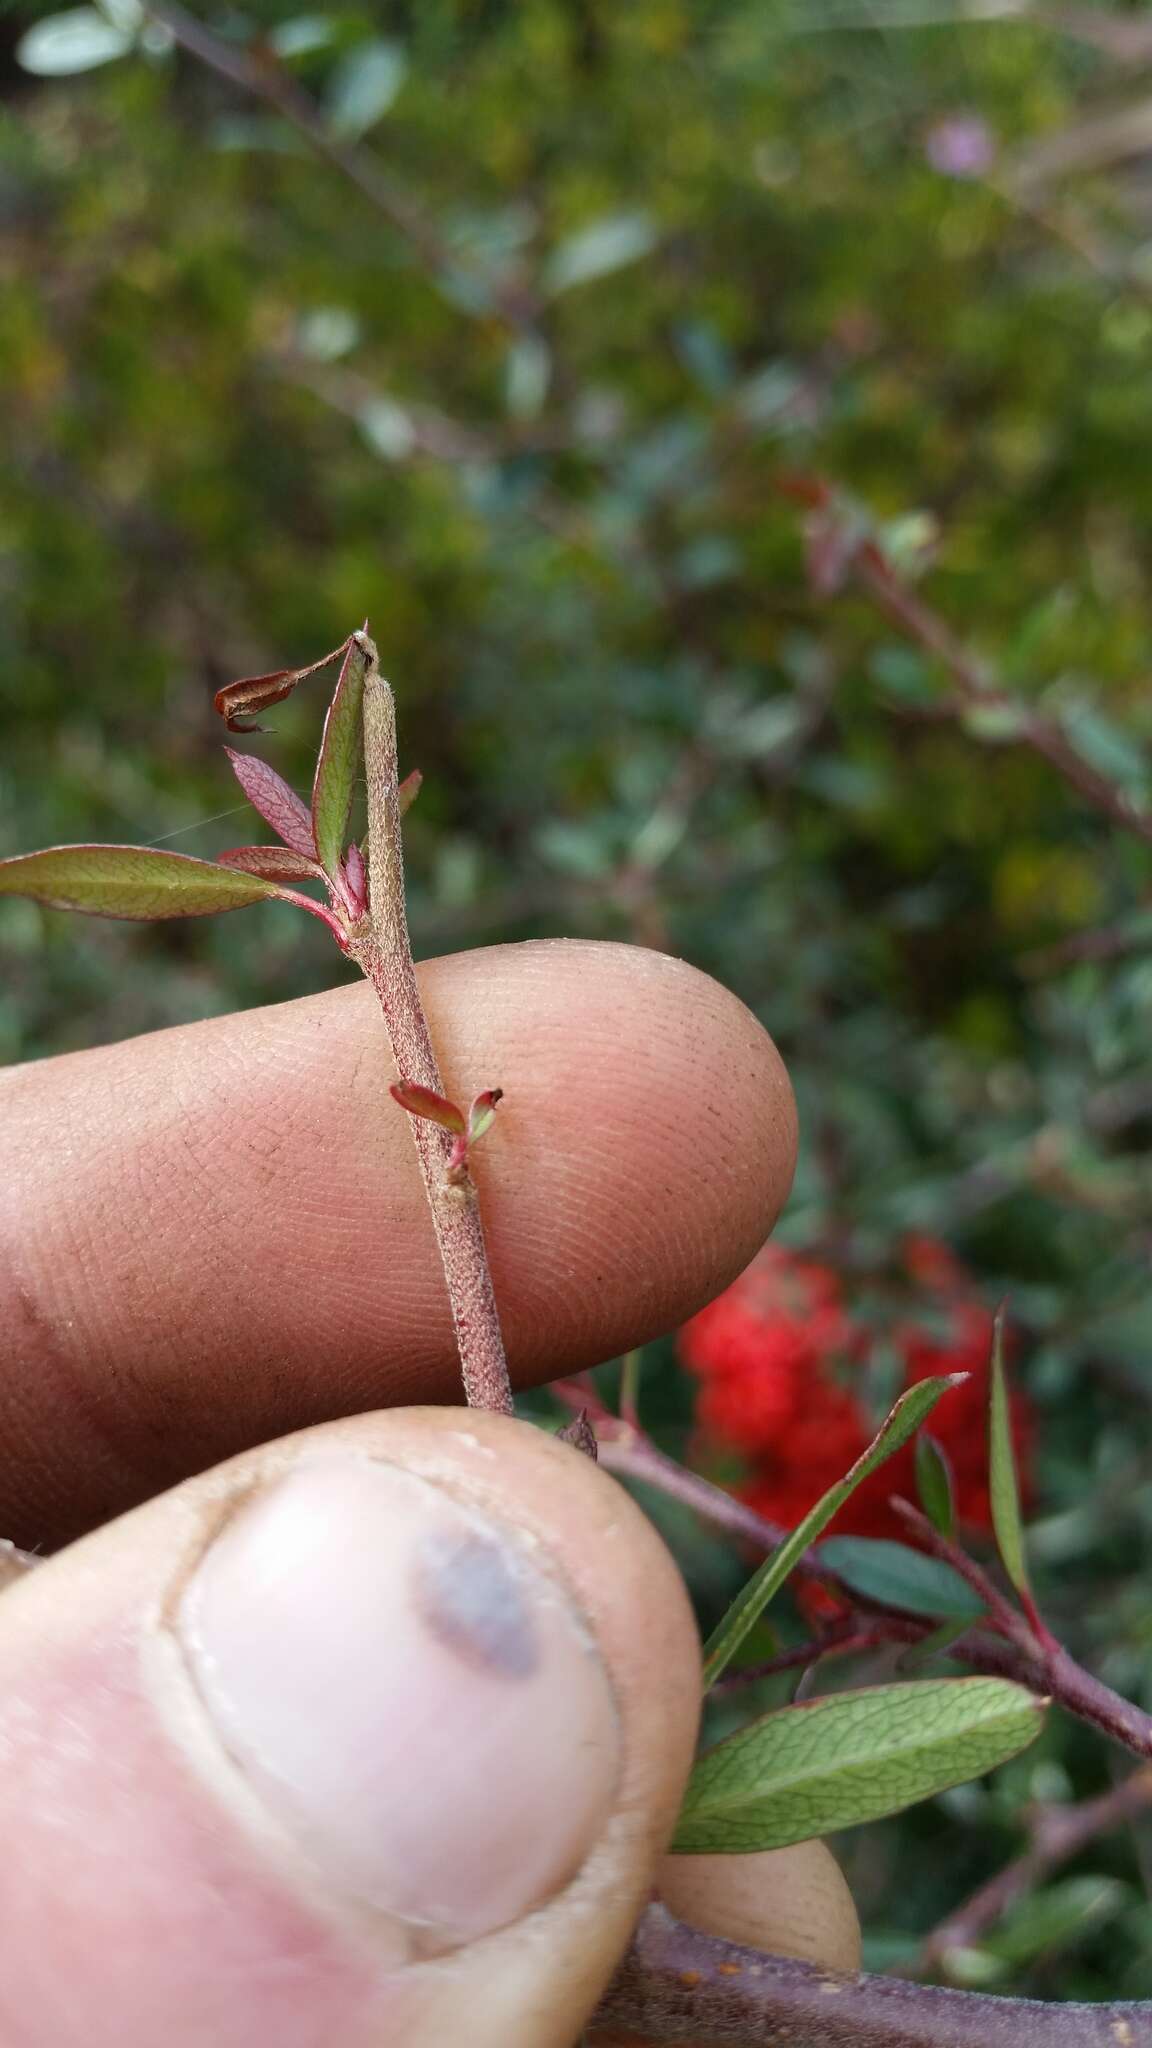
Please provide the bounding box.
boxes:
[352,646,512,1414]
[595,1905,1152,2045]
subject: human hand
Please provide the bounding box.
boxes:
[0,937,854,2046]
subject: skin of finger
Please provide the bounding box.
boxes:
[0,1407,701,2048]
[0,938,796,1546]
[587,1842,862,2047]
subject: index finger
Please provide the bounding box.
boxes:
[0,938,796,1545]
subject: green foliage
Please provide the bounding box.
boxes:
[5,0,1152,1998]
[674,1678,1045,1854]
[703,1377,958,1684]
[816,1536,984,1622]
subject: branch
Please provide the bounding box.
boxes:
[913,1767,1152,1977]
[593,1904,1152,2045]
[849,542,1152,849]
[582,1394,1152,1766]
[144,2,538,332]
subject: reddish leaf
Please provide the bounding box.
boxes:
[343,840,368,917]
[225,749,316,857]
[468,1087,503,1143]
[0,845,292,920]
[214,636,353,734]
[399,768,423,815]
[217,846,323,882]
[389,1081,466,1134]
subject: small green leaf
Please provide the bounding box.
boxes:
[325,38,407,141]
[17,8,134,75]
[0,845,288,921]
[816,1537,985,1621]
[915,1433,956,1538]
[701,1375,963,1688]
[983,1875,1125,1968]
[988,1303,1031,1601]
[467,1088,503,1143]
[312,638,369,880]
[672,1677,1044,1854]
[543,211,658,295]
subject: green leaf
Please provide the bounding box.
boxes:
[543,211,658,295]
[816,1537,985,1621]
[467,1088,503,1142]
[17,9,134,75]
[915,1432,956,1538]
[0,845,289,921]
[988,1303,1031,1601]
[701,1375,963,1688]
[311,638,369,880]
[672,1677,1045,1854]
[325,39,407,141]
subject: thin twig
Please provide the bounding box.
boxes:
[852,544,1152,848]
[912,1767,1152,1979]
[144,1,538,332]
[583,1393,1152,1764]
[351,641,511,1413]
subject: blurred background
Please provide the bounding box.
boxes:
[5,0,1152,2007]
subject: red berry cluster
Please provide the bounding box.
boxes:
[679,1236,1032,1542]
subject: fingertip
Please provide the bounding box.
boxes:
[655,1838,862,1973]
[0,1408,703,2047]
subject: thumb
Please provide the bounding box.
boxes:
[0,1408,700,2048]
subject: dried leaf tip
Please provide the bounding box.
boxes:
[558,1409,599,1461]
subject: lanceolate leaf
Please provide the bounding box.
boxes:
[816,1536,986,1621]
[398,768,423,815]
[989,1302,1032,1601]
[389,1081,467,1133]
[217,846,323,881]
[224,748,316,857]
[915,1432,956,1539]
[672,1678,1045,1855]
[312,637,369,879]
[0,845,292,920]
[701,1374,964,1688]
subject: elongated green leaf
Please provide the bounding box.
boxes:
[701,1374,963,1688]
[672,1677,1044,1854]
[0,846,288,920]
[915,1432,956,1538]
[816,1537,985,1621]
[312,638,369,879]
[988,1303,1031,1600]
